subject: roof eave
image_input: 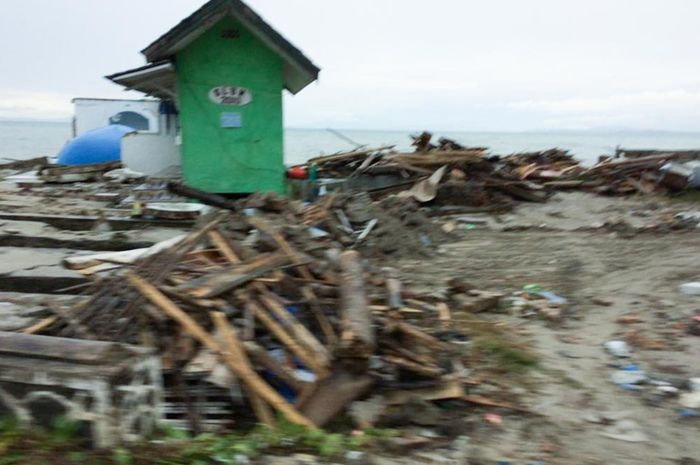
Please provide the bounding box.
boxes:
[106,61,177,100]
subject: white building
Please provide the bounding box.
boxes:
[72,98,181,175]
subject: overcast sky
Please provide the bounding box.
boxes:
[1,0,699,131]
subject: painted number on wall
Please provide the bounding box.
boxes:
[209,86,253,106]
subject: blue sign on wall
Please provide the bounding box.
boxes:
[221,112,242,128]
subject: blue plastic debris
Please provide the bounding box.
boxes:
[308,227,330,238]
[57,124,134,165]
[537,291,568,305]
[611,365,647,386]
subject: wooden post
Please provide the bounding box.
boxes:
[337,251,375,359]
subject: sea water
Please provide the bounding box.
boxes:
[3,120,700,167]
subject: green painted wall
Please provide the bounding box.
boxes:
[176,16,285,193]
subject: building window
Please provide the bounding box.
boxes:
[109,111,151,131]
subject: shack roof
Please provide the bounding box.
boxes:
[141,0,320,95]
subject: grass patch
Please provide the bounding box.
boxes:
[0,417,398,465]
[471,333,539,374]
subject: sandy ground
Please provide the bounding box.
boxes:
[394,194,700,464]
[1,183,698,463]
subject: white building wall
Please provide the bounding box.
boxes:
[121,132,181,176]
[73,98,181,175]
[73,98,161,136]
[121,112,181,176]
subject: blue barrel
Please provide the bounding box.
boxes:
[57,125,134,166]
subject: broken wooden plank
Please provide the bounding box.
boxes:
[383,378,465,405]
[126,272,315,427]
[301,286,337,346]
[382,318,452,352]
[244,341,309,392]
[211,312,276,427]
[299,371,375,427]
[247,217,316,281]
[382,355,444,377]
[21,316,58,335]
[178,253,294,298]
[257,291,330,368]
[244,297,329,378]
[207,230,241,263]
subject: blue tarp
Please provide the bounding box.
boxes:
[57,125,134,166]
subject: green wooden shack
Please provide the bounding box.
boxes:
[108,0,320,193]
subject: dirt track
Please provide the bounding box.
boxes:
[396,222,700,464]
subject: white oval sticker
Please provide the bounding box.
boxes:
[209,86,253,106]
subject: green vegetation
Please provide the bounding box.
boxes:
[472,333,539,374]
[669,190,700,202]
[0,416,398,465]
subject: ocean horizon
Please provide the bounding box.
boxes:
[3,119,700,166]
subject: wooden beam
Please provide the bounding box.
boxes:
[208,230,241,263]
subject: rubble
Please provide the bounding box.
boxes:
[17,205,482,433]
[295,134,700,216]
[2,137,700,462]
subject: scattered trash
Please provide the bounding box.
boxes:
[601,419,649,443]
[611,365,647,386]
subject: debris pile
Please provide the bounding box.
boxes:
[30,206,475,431]
[304,134,550,210]
[298,134,700,212]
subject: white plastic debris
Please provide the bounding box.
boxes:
[611,369,647,386]
[604,340,632,358]
[680,282,700,296]
[103,168,146,182]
